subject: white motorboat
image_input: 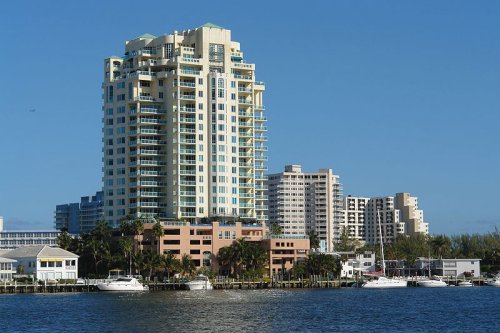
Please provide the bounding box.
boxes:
[417,277,447,287]
[185,274,213,290]
[457,280,473,287]
[97,276,149,291]
[484,276,500,287]
[361,210,407,289]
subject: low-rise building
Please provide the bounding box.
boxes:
[337,251,376,278]
[2,245,79,281]
[416,257,481,278]
[261,235,310,276]
[0,257,16,281]
[140,220,310,276]
[0,230,61,250]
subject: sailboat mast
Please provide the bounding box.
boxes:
[377,209,385,275]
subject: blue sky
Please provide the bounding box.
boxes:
[0,0,498,234]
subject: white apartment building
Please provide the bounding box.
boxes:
[340,193,428,246]
[103,23,267,227]
[267,165,343,252]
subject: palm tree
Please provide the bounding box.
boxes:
[119,237,134,275]
[151,218,164,255]
[430,235,451,259]
[307,229,320,250]
[217,246,233,276]
[162,251,180,280]
[143,249,162,280]
[132,216,145,252]
[180,254,195,277]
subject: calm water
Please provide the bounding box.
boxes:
[1,287,499,332]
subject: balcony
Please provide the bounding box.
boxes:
[254,125,268,131]
[180,69,201,76]
[239,152,253,157]
[180,191,196,196]
[238,122,253,128]
[179,117,196,123]
[179,148,196,154]
[179,127,196,134]
[179,180,196,185]
[177,81,196,88]
[179,94,196,100]
[179,159,196,165]
[238,99,253,105]
[179,106,196,113]
[239,142,253,148]
[234,74,252,80]
[139,107,165,114]
[134,95,156,102]
[179,169,196,175]
[254,116,267,122]
[239,132,253,138]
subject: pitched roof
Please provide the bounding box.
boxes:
[199,22,224,29]
[2,245,78,259]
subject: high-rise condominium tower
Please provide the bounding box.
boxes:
[102,23,267,227]
[266,165,343,252]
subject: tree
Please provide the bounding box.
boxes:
[334,228,362,252]
[151,219,164,254]
[162,251,180,280]
[269,222,283,235]
[430,235,451,259]
[119,237,134,275]
[306,253,338,276]
[143,249,162,280]
[132,217,145,251]
[57,229,73,250]
[180,254,195,277]
[307,230,320,250]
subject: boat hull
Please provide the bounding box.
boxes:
[361,277,407,288]
[185,281,213,290]
[417,280,447,287]
[97,282,148,291]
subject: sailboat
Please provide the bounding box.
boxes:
[417,255,447,287]
[361,210,407,288]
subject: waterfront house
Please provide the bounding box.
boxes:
[337,251,376,278]
[415,257,481,278]
[0,257,16,281]
[2,245,79,281]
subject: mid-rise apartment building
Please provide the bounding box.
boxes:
[266,165,343,252]
[396,192,429,235]
[340,192,428,246]
[103,23,267,227]
[140,221,309,276]
[54,191,104,234]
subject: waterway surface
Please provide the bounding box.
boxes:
[1,287,499,332]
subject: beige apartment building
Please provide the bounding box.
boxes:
[340,192,428,246]
[395,192,429,235]
[102,23,267,228]
[266,165,343,252]
[140,221,309,276]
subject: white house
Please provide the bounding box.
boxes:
[2,245,79,281]
[337,251,376,278]
[416,258,481,278]
[0,257,16,281]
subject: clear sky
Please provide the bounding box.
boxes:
[0,0,498,234]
